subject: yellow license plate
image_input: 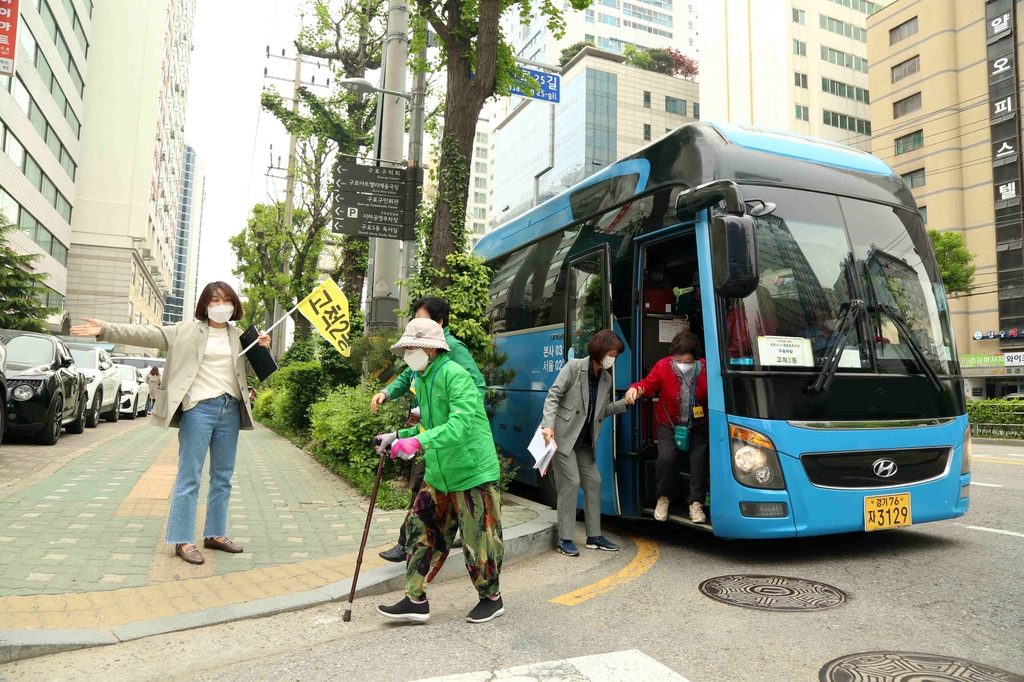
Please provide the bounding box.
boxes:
[864,493,911,531]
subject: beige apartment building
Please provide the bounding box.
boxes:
[868,0,1020,398]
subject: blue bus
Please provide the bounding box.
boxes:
[474,122,971,539]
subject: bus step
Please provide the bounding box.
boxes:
[642,507,714,533]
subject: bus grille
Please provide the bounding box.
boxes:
[800,448,951,489]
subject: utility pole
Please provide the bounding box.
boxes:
[366,0,409,333]
[398,43,428,319]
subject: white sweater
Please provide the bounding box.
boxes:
[187,325,241,406]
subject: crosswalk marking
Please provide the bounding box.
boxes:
[412,650,690,682]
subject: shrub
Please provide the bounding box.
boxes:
[279,335,317,366]
[310,382,408,475]
[253,388,275,423]
[316,334,363,389]
[967,400,1024,425]
[270,360,325,435]
[497,455,519,494]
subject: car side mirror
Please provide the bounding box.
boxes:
[711,214,759,299]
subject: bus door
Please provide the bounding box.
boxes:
[564,244,621,516]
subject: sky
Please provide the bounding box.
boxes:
[185,0,304,294]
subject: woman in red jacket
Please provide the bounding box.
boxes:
[625,331,710,524]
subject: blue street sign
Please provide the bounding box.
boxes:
[510,67,560,103]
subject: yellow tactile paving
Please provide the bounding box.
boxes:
[0,543,392,630]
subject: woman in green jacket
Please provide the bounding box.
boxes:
[375,318,504,625]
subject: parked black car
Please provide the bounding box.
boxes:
[0,340,7,445]
[0,330,88,445]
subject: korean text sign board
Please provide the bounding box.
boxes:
[331,163,422,241]
[510,67,560,103]
[0,0,20,77]
[297,277,351,357]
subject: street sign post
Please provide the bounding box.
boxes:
[331,163,422,241]
[510,67,560,103]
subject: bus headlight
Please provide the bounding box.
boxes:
[962,425,972,475]
[729,424,786,490]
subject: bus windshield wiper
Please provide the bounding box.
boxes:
[807,299,865,394]
[874,303,942,391]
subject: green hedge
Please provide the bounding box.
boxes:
[967,400,1024,425]
[253,388,275,423]
[270,360,325,435]
[310,382,408,475]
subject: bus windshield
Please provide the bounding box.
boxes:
[721,186,955,377]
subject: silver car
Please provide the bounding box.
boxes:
[117,365,150,419]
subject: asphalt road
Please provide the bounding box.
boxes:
[2,449,1022,682]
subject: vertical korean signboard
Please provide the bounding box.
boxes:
[0,0,19,77]
[987,0,1023,347]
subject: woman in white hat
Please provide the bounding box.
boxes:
[375,318,505,625]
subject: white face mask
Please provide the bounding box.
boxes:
[405,348,431,372]
[207,305,234,323]
[676,361,694,373]
[600,356,615,370]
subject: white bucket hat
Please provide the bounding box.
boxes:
[391,318,451,353]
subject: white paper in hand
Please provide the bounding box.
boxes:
[528,426,556,477]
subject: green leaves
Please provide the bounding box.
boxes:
[0,215,61,332]
[929,230,976,296]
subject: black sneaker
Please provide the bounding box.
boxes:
[378,596,430,622]
[467,596,504,624]
[585,535,619,551]
[379,544,406,563]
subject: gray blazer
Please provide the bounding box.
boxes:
[541,358,627,454]
[97,321,255,431]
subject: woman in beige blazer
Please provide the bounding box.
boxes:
[71,281,271,566]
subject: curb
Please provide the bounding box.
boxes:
[0,494,555,664]
[973,437,1024,447]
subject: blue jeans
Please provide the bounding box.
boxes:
[165,394,241,544]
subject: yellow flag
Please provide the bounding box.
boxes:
[297,277,351,357]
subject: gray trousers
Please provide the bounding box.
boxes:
[554,442,602,541]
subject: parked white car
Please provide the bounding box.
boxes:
[117,365,150,419]
[68,344,122,427]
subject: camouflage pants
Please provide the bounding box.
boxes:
[404,482,503,601]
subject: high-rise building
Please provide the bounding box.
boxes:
[867,0,1017,399]
[66,0,195,352]
[163,143,204,324]
[511,0,700,64]
[702,0,883,150]
[469,109,494,248]
[492,47,699,226]
[0,0,94,327]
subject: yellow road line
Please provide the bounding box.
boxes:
[975,457,1024,467]
[549,536,659,607]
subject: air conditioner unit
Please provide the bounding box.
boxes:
[150,266,161,276]
[140,248,153,259]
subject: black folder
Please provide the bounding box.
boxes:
[239,325,279,381]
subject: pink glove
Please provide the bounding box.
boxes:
[390,437,421,460]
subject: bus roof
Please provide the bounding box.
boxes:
[474,121,912,261]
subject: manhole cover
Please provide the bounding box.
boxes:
[820,652,1024,682]
[698,574,846,611]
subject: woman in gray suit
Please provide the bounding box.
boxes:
[541,329,635,557]
[71,282,271,566]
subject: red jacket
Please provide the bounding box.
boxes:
[631,357,708,428]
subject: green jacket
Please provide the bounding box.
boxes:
[384,328,486,405]
[398,354,500,493]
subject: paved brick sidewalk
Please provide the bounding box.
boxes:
[0,420,536,630]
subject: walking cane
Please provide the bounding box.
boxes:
[343,436,389,623]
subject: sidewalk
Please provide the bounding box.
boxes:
[0,419,539,633]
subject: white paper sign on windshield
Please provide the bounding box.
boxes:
[839,347,862,368]
[757,336,814,367]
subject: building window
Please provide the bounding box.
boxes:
[0,190,68,266]
[919,206,927,224]
[474,176,487,189]
[901,168,926,188]
[893,92,922,119]
[820,14,867,42]
[599,12,619,26]
[585,8,595,21]
[822,77,869,103]
[894,130,924,155]
[622,2,672,26]
[643,123,651,140]
[474,191,487,204]
[793,39,806,56]
[792,8,805,24]
[891,55,920,83]
[822,109,871,135]
[476,146,487,159]
[889,16,918,45]
[795,72,808,88]
[585,34,595,42]
[473,223,486,235]
[665,96,686,115]
[688,38,693,45]
[821,45,868,73]
[475,161,487,173]
[473,207,487,219]
[795,104,810,121]
[601,0,617,7]
[688,21,693,28]
[826,0,878,14]
[643,90,651,108]
[693,103,699,119]
[476,132,488,143]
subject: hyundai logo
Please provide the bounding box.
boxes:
[872,458,899,478]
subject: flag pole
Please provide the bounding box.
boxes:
[238,302,301,357]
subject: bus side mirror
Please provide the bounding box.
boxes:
[711,214,759,298]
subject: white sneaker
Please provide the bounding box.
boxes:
[654,496,670,521]
[689,501,707,524]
